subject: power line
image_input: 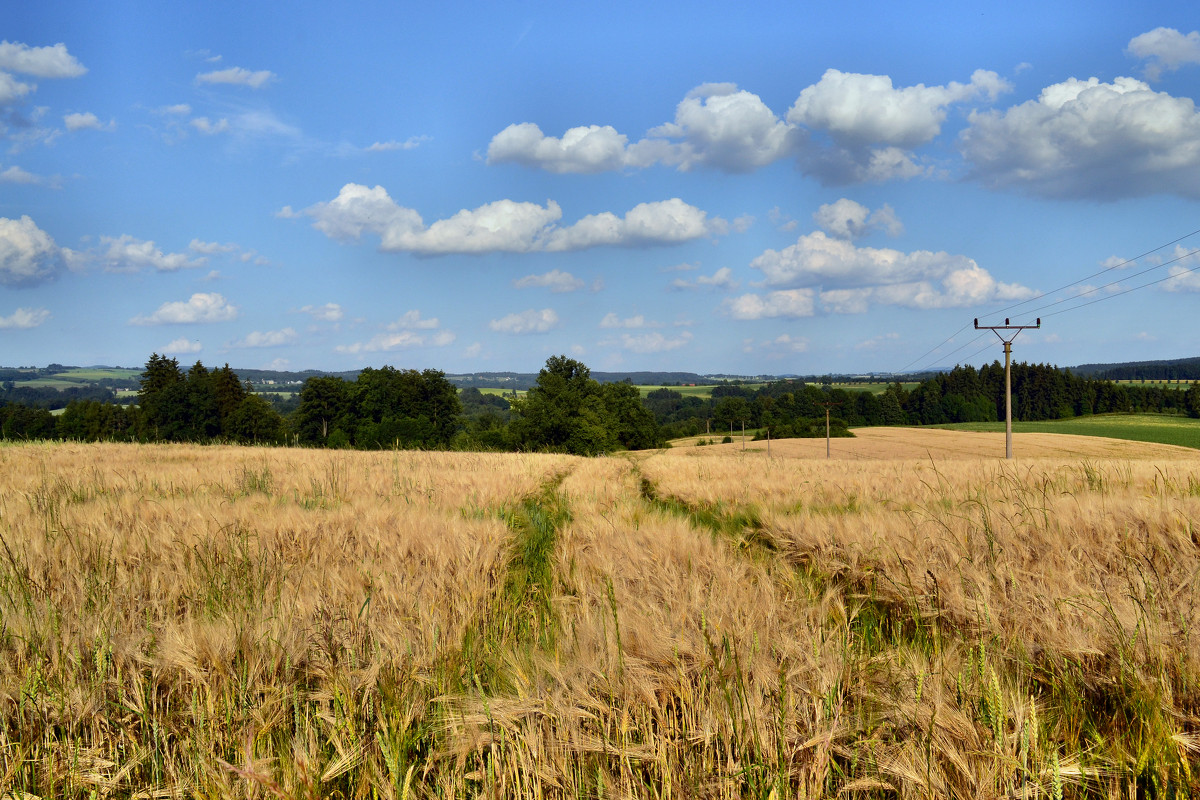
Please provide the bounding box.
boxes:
[889,226,1200,377]
[1036,248,1200,319]
[903,331,989,375]
[975,225,1200,324]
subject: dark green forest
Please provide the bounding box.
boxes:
[2,353,1198,454]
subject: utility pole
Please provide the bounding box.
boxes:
[974,317,1041,460]
[819,400,841,459]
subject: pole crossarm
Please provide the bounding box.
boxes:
[974,317,1041,337]
[972,317,1041,459]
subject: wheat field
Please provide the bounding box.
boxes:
[1,435,1199,798]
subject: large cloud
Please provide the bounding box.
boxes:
[819,267,1034,312]
[488,308,560,334]
[751,231,976,287]
[789,69,1009,184]
[0,72,33,104]
[487,123,632,173]
[289,184,724,255]
[812,199,903,240]
[101,235,205,272]
[747,231,1035,313]
[0,215,64,286]
[724,290,816,320]
[0,41,86,78]
[789,69,1008,149]
[1128,27,1200,81]
[960,76,1200,199]
[635,83,798,172]
[541,198,723,251]
[130,293,239,325]
[486,71,1008,183]
[0,307,50,329]
[486,85,796,174]
[229,328,297,348]
[64,112,112,132]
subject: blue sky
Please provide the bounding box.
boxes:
[2,1,1200,375]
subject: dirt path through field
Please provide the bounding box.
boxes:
[672,427,1199,461]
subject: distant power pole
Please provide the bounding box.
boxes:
[974,317,1041,460]
[820,400,841,459]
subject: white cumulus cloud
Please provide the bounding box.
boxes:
[617,330,694,353]
[644,83,798,172]
[789,68,1008,149]
[1163,265,1200,292]
[64,112,113,132]
[486,70,1008,184]
[388,310,440,330]
[162,338,202,355]
[751,231,979,287]
[292,184,724,255]
[0,307,50,329]
[298,303,344,322]
[513,269,585,292]
[334,328,455,354]
[100,235,205,272]
[724,290,816,320]
[0,41,86,78]
[189,239,237,255]
[195,67,276,89]
[614,328,700,352]
[488,308,559,334]
[131,293,239,325]
[542,198,724,251]
[599,312,657,329]
[813,199,903,240]
[487,123,632,173]
[960,76,1200,199]
[190,116,230,135]
[1128,27,1200,80]
[0,72,33,104]
[230,328,297,348]
[820,268,1035,313]
[0,215,63,286]
[0,165,50,185]
[671,266,739,291]
[743,334,810,356]
[366,136,430,152]
[749,230,1035,312]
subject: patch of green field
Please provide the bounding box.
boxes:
[635,384,725,398]
[827,382,917,394]
[61,367,141,381]
[11,368,140,389]
[477,386,526,398]
[931,413,1200,449]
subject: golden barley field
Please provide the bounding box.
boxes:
[2,434,1199,799]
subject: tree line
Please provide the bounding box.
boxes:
[1,354,1198,450]
[643,361,1200,438]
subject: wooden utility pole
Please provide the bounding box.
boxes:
[974,317,1041,459]
[819,400,841,459]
